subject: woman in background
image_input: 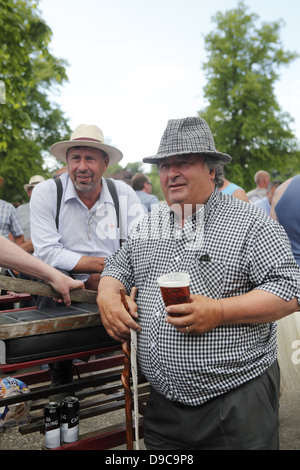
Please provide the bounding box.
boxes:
[220,179,249,202]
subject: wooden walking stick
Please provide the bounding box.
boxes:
[120,287,138,450]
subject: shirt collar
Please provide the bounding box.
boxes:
[204,187,220,222]
[167,187,220,225]
[63,175,115,208]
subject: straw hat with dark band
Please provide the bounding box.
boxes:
[24,175,45,191]
[50,124,123,167]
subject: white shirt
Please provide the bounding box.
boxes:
[30,173,145,281]
[16,202,31,240]
[254,196,271,215]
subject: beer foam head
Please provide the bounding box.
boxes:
[157,272,190,288]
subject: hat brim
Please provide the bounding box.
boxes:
[143,150,231,164]
[50,140,123,167]
[24,183,41,191]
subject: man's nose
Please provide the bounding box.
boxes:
[77,158,89,171]
[168,164,180,179]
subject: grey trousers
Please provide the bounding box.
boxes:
[144,361,280,450]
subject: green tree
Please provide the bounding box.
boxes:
[0,0,71,202]
[199,1,300,191]
[125,162,144,174]
[103,163,124,178]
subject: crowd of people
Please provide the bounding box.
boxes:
[0,117,300,450]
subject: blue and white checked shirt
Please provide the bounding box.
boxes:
[30,174,145,281]
[102,188,300,406]
[0,199,23,238]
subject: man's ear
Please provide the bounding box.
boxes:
[209,167,216,180]
[103,154,109,170]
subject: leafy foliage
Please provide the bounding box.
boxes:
[0,0,71,202]
[199,1,300,191]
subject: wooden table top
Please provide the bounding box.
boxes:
[0,303,102,340]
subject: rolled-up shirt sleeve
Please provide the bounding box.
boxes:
[101,237,135,294]
[246,218,300,306]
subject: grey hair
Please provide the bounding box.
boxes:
[203,156,225,188]
[155,153,226,188]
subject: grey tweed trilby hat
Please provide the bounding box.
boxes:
[143,117,231,164]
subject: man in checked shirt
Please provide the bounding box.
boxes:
[98,117,300,450]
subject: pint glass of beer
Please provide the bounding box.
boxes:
[157,272,190,307]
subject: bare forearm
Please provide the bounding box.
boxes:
[1,238,46,278]
[72,256,106,274]
[0,237,84,306]
[220,290,299,325]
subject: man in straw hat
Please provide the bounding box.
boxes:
[98,117,300,450]
[30,124,143,387]
[30,124,143,294]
